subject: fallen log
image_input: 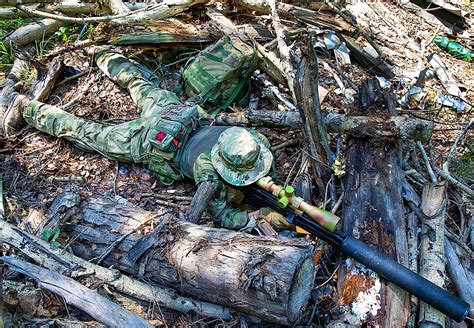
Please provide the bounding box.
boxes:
[445,239,474,318]
[4,18,63,46]
[215,110,433,141]
[65,196,315,324]
[0,1,146,18]
[2,257,153,327]
[0,2,102,18]
[336,79,410,326]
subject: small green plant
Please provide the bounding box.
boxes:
[54,26,70,43]
[0,41,14,67]
[42,227,61,247]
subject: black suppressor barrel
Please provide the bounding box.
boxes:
[245,186,470,322]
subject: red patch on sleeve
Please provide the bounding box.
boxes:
[172,138,179,147]
[155,131,167,142]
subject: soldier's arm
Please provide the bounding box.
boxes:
[193,153,251,230]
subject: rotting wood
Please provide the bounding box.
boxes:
[64,196,315,325]
[419,182,447,327]
[0,2,101,18]
[0,219,232,321]
[33,190,80,237]
[31,57,65,102]
[278,3,354,34]
[294,48,332,196]
[2,257,153,328]
[0,174,4,218]
[215,110,434,141]
[3,280,62,318]
[336,79,410,326]
[406,211,419,328]
[185,180,214,224]
[445,239,474,318]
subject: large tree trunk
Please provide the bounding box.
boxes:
[336,79,410,326]
[64,197,315,325]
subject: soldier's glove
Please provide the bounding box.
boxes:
[258,207,294,231]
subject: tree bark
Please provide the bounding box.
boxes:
[63,196,315,324]
[336,79,410,326]
[185,180,214,224]
[4,18,63,46]
[445,239,474,319]
[215,110,433,141]
[295,54,332,196]
[2,257,153,327]
[418,182,447,327]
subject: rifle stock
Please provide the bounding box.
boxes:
[244,182,469,323]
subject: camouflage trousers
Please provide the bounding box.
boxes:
[23,51,182,163]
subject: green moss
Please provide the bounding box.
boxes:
[452,145,474,183]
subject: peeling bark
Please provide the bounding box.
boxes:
[419,182,447,327]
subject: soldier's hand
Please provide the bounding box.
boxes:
[258,207,294,231]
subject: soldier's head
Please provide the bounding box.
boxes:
[211,127,273,186]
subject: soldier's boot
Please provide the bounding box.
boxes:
[1,93,29,136]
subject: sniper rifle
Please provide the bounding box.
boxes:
[244,176,470,322]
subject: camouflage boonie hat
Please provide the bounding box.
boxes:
[211,127,273,186]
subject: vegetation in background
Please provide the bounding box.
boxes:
[0,18,28,68]
[452,144,474,183]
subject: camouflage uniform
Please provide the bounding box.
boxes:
[21,50,275,230]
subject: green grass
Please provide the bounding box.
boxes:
[0,18,28,68]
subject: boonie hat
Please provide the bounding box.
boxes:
[211,127,273,186]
